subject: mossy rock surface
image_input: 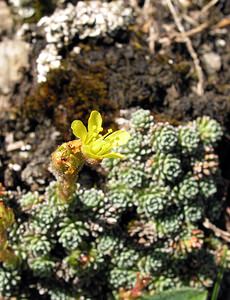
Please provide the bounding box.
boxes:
[24,53,118,139]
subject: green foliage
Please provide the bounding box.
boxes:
[29,256,55,277]
[152,124,178,153]
[23,234,53,257]
[137,186,170,217]
[195,116,223,146]
[178,126,200,154]
[0,110,224,298]
[110,268,138,289]
[150,153,182,183]
[211,246,228,300]
[131,109,154,130]
[0,267,21,297]
[141,288,208,300]
[57,218,89,251]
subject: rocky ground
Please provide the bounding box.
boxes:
[0,0,230,298]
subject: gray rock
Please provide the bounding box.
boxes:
[202,52,222,75]
[0,2,13,35]
[21,125,60,191]
[0,38,30,95]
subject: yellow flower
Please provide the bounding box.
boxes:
[71,111,130,160]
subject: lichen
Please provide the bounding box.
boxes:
[36,1,133,82]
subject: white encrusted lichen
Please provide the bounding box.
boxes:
[36,1,133,83]
[36,44,62,82]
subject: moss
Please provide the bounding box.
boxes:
[215,84,230,94]
[172,61,191,75]
[153,112,181,126]
[24,54,118,139]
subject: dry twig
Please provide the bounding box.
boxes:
[166,0,204,96]
[175,21,209,41]
[203,218,230,243]
[182,14,199,26]
[201,0,219,14]
[129,0,159,52]
[143,0,158,52]
[225,207,230,233]
[215,17,230,29]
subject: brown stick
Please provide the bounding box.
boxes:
[166,0,204,96]
[174,22,209,41]
[203,218,230,243]
[201,0,219,14]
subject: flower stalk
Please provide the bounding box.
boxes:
[0,201,18,267]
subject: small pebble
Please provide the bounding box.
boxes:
[216,39,226,48]
[202,52,222,75]
[9,163,21,172]
[21,144,32,151]
[6,141,25,152]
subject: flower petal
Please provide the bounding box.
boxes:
[90,140,105,154]
[88,111,103,134]
[101,152,125,159]
[81,145,101,160]
[97,141,113,155]
[105,130,130,146]
[71,120,87,142]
